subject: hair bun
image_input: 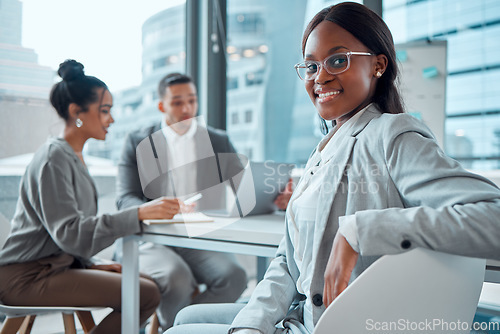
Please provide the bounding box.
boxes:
[58,59,85,81]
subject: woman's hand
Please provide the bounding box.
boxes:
[274,178,294,210]
[323,233,359,307]
[180,202,196,213]
[138,197,181,221]
[90,263,122,273]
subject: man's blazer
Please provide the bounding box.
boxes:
[116,122,244,211]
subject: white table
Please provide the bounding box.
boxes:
[121,213,285,334]
[121,212,500,333]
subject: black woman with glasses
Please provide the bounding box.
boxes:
[166,3,500,334]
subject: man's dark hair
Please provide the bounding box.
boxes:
[158,73,194,99]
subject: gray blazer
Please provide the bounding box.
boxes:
[231,104,500,333]
[0,137,141,267]
[116,123,244,211]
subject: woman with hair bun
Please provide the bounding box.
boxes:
[0,59,181,333]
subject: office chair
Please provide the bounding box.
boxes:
[0,217,159,333]
[313,248,486,334]
[0,295,160,334]
[0,215,102,334]
[0,303,100,334]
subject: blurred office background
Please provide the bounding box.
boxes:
[3,0,500,217]
[1,0,500,332]
[2,0,500,172]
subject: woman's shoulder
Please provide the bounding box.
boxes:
[366,108,436,141]
[30,137,76,170]
[47,137,76,160]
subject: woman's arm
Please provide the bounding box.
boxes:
[323,117,500,303]
[38,157,179,259]
[355,125,500,259]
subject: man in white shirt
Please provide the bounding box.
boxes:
[116,73,247,331]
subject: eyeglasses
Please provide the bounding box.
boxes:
[294,51,374,81]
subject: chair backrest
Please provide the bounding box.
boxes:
[314,248,486,334]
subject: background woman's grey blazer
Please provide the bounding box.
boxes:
[0,137,141,267]
[230,104,500,333]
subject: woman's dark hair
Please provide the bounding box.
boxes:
[158,73,194,99]
[49,59,108,121]
[302,2,404,117]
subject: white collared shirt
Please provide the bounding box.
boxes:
[161,118,198,197]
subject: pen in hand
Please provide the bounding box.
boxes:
[184,193,203,205]
[181,193,203,213]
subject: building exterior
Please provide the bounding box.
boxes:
[0,0,61,226]
[384,0,500,170]
[0,0,54,99]
[0,0,60,159]
[88,4,186,162]
[226,0,312,164]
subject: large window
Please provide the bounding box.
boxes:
[223,0,500,170]
[95,2,187,163]
[0,0,186,224]
[384,0,500,170]
[225,0,350,165]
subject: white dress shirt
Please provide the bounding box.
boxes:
[161,118,198,197]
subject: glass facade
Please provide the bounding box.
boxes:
[384,0,500,170]
[0,0,53,100]
[0,0,61,226]
[86,4,187,162]
[225,0,351,166]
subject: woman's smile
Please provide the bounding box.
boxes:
[315,88,341,104]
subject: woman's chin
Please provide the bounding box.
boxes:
[317,109,337,122]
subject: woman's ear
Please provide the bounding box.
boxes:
[68,103,80,120]
[374,54,388,77]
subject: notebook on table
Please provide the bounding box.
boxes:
[143,212,214,225]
